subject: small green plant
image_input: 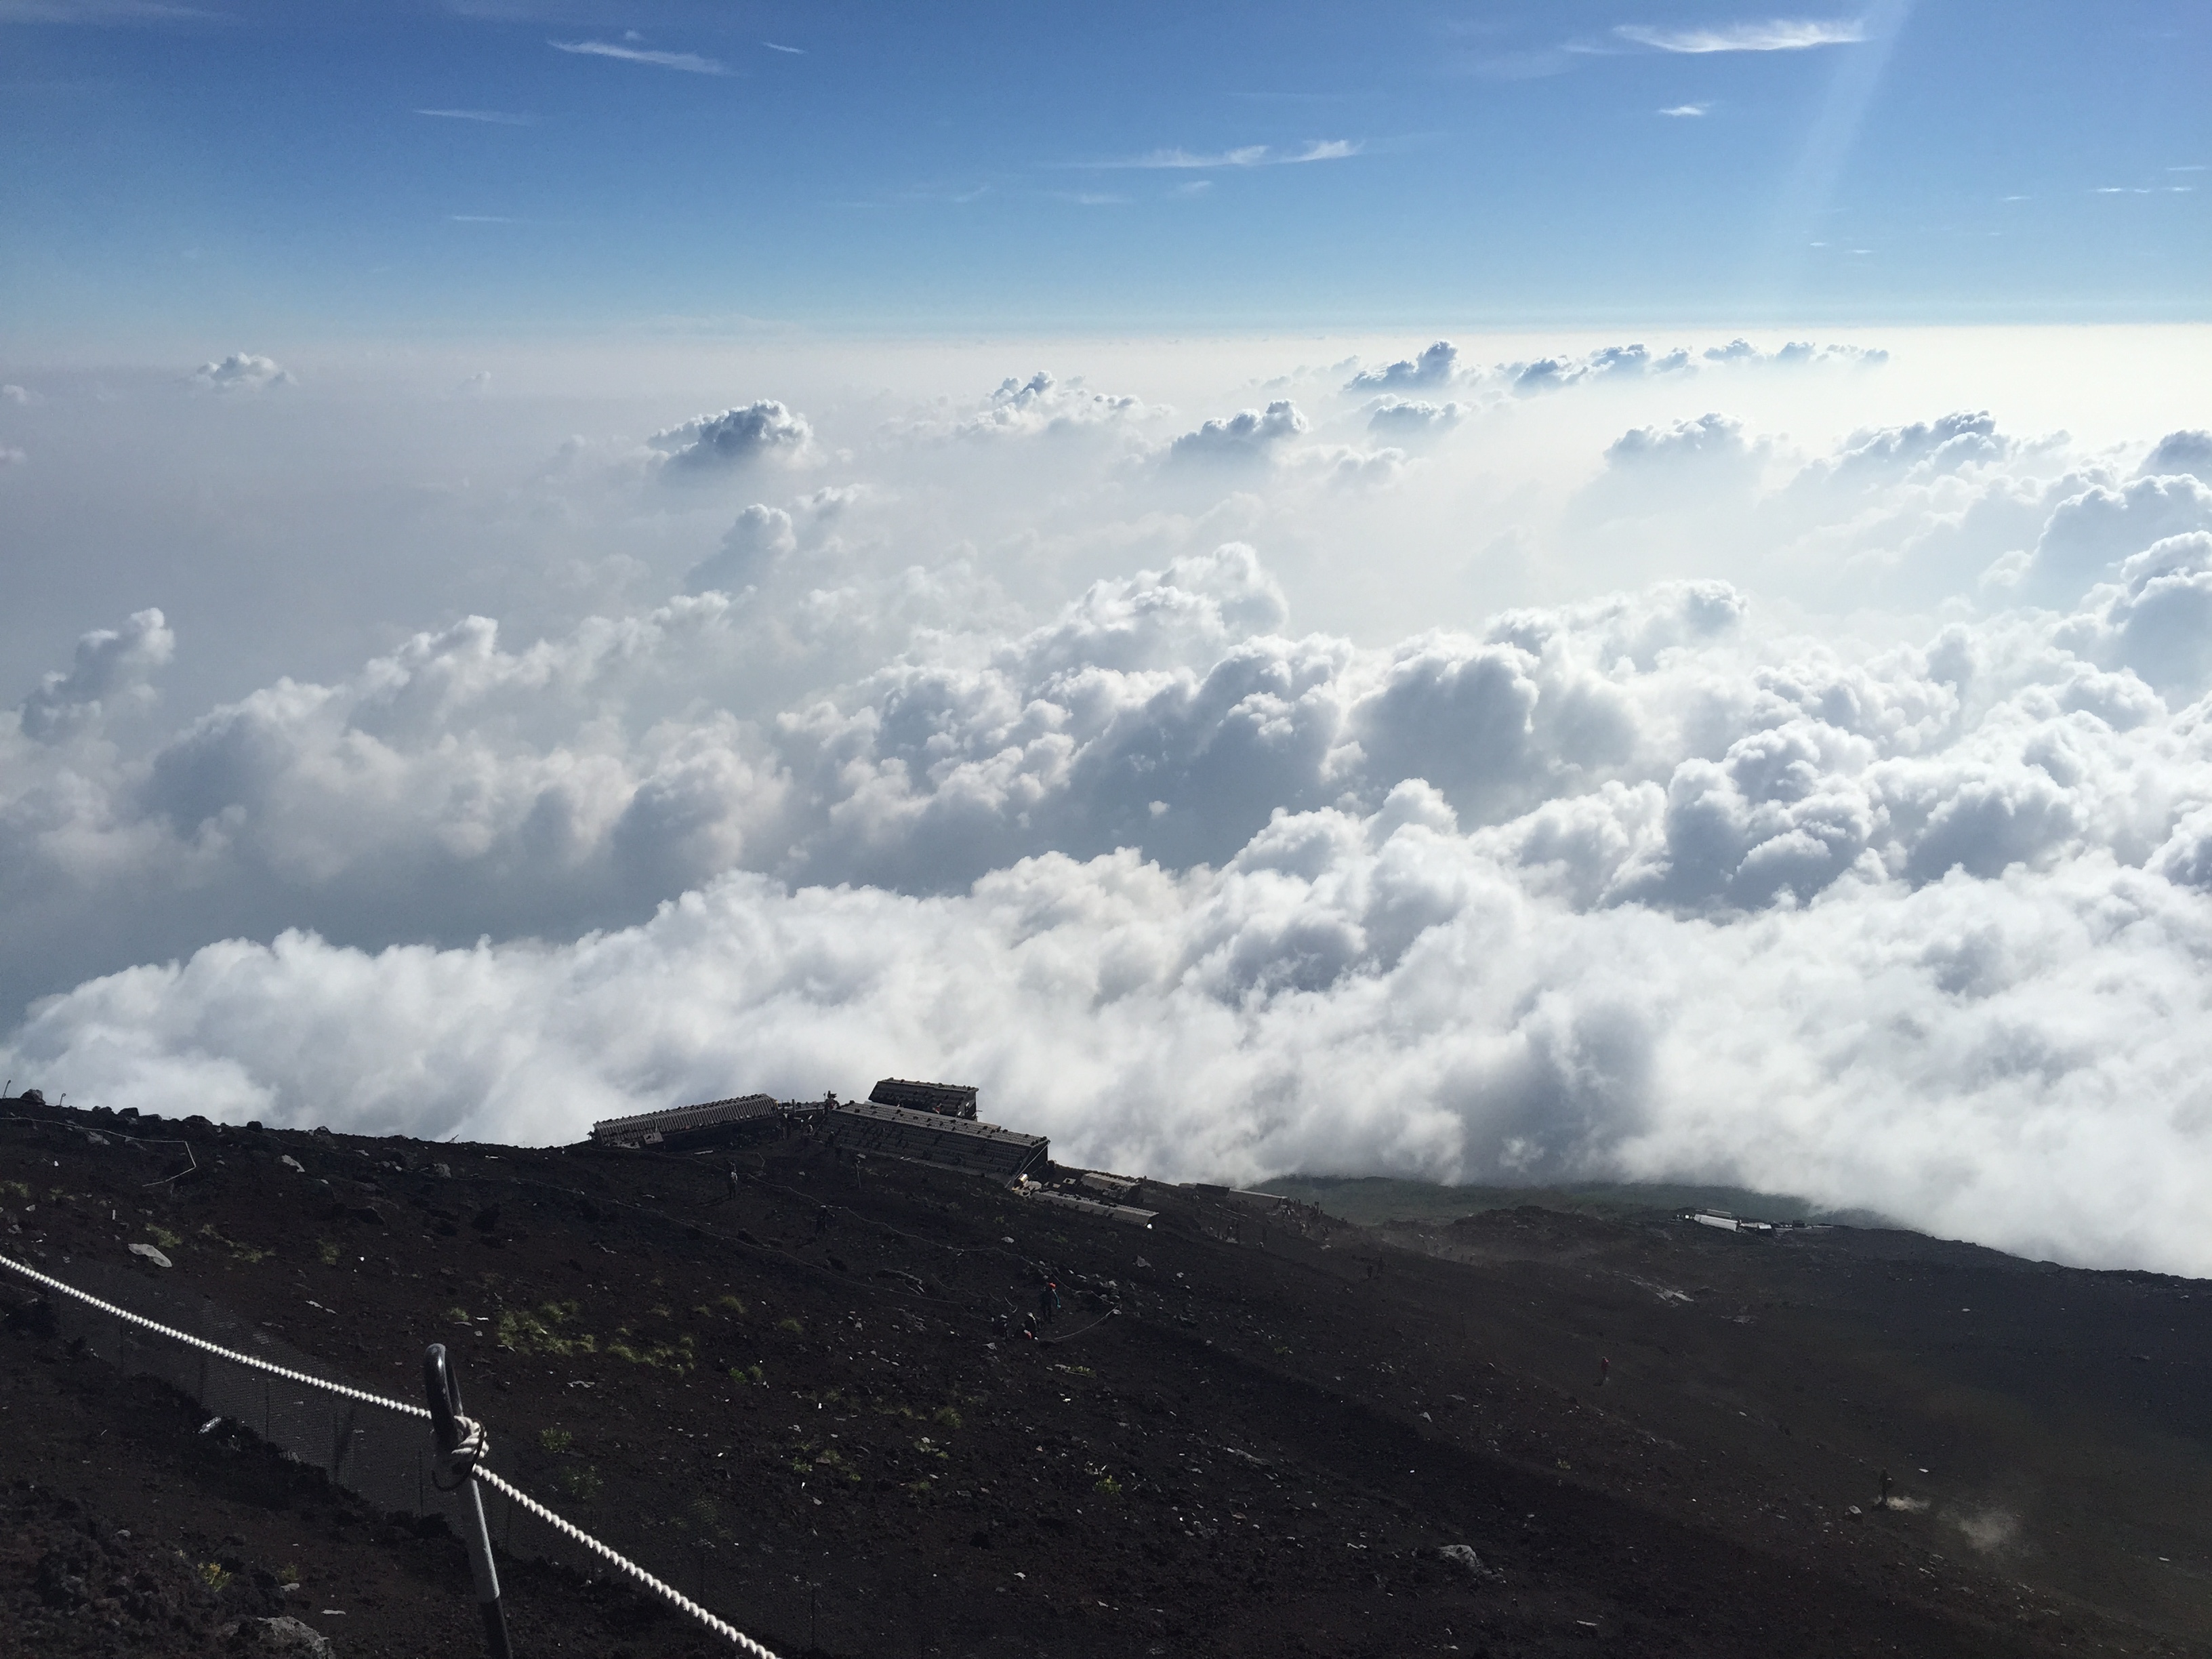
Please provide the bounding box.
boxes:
[716,1294,747,1316]
[537,1427,573,1454]
[931,1405,962,1430]
[775,1316,804,1336]
[146,1224,182,1251]
[1093,1475,1123,1498]
[556,1465,602,1502]
[499,1303,602,1359]
[912,1437,949,1462]
[276,1563,300,1587]
[903,1477,933,1497]
[0,1179,30,1200]
[728,1364,766,1387]
[602,1328,694,1370]
[316,1240,340,1266]
[198,1223,270,1263]
[196,1561,232,1591]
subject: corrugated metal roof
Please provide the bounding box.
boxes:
[590,1093,779,1144]
[826,1099,1045,1181]
[867,1078,980,1118]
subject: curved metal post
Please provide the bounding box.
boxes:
[422,1343,514,1659]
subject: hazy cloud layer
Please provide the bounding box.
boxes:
[7,335,2212,1276]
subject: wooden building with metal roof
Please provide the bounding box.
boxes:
[866,1078,980,1120]
[827,1099,1045,1182]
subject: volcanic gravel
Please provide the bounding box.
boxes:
[3,1100,2209,1658]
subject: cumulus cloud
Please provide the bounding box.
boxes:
[649,401,815,475]
[1704,337,1889,367]
[1165,401,1309,467]
[16,340,2212,1281]
[926,371,1151,443]
[1348,342,1460,392]
[1364,400,1465,441]
[1340,337,1884,398]
[684,504,796,592]
[2140,430,2212,479]
[17,607,174,742]
[192,353,293,392]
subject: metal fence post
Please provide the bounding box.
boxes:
[422,1343,514,1659]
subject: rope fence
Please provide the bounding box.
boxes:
[0,1251,783,1659]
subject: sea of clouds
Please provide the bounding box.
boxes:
[4,331,2211,1274]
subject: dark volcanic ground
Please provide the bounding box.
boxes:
[3,1099,2209,1659]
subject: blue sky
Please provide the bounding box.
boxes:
[2,0,2205,342]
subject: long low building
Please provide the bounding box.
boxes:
[825,1099,1046,1183]
[590,1094,782,1150]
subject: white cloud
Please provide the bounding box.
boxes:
[415,108,532,125]
[192,352,293,392]
[1365,399,1465,441]
[2140,430,2212,480]
[1348,341,1459,392]
[762,41,804,55]
[1164,401,1309,466]
[15,337,2212,1279]
[648,401,815,474]
[1090,140,1360,170]
[1616,18,1868,53]
[1658,104,1711,117]
[0,1,228,20]
[548,38,728,75]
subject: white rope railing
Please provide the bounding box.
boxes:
[0,1251,429,1416]
[0,1252,783,1659]
[473,1467,779,1659]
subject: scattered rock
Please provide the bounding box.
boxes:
[1438,1544,1492,1578]
[128,1242,173,1269]
[280,1156,304,1172]
[220,1615,335,1657]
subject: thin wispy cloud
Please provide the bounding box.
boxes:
[0,0,230,20]
[1617,18,1867,52]
[1086,139,1361,171]
[1658,103,1711,117]
[548,39,728,75]
[447,214,516,223]
[762,41,804,54]
[416,108,532,126]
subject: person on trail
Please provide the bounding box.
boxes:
[725,1164,741,1201]
[815,1203,831,1235]
[1039,1281,1060,1325]
[1022,1312,1038,1342]
[1879,1469,1893,1508]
